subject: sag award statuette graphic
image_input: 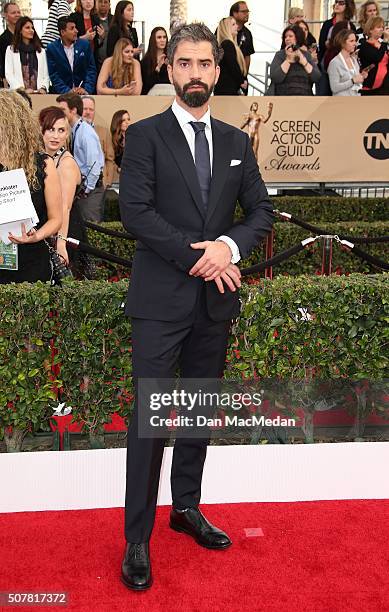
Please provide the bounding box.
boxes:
[240,102,273,160]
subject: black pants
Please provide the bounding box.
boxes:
[124,285,231,543]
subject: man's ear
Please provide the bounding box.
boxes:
[214,64,221,86]
[167,63,173,85]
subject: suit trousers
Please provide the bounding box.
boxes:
[124,283,231,543]
[77,186,106,223]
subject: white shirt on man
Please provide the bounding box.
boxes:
[171,99,240,263]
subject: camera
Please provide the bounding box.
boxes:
[291,44,300,51]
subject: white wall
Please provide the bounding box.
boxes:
[2,443,389,513]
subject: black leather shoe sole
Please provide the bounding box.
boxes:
[170,522,232,549]
[120,572,153,591]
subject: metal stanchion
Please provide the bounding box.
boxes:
[264,229,274,279]
[321,235,334,276]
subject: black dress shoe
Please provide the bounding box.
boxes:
[170,507,232,549]
[121,542,152,591]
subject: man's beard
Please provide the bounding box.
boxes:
[173,79,214,107]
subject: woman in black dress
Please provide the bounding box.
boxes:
[359,16,389,95]
[140,27,171,95]
[214,16,247,95]
[318,0,356,66]
[39,106,80,261]
[39,106,93,279]
[70,0,105,69]
[110,109,130,170]
[0,91,62,284]
[106,0,140,58]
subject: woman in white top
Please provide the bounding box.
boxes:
[328,29,368,95]
[5,17,49,92]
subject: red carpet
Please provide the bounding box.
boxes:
[1,501,389,611]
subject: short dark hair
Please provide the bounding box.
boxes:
[229,2,245,16]
[3,2,19,14]
[58,16,77,34]
[167,22,220,66]
[39,106,67,133]
[56,92,83,117]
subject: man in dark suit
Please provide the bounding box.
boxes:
[0,2,21,87]
[230,2,255,95]
[119,22,274,591]
[46,16,96,94]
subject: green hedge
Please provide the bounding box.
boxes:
[0,275,387,449]
[271,196,389,223]
[0,283,58,451]
[104,192,389,223]
[88,221,389,278]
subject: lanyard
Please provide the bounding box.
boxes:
[71,119,83,154]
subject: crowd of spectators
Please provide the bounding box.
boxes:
[266,2,389,96]
[0,0,258,96]
[0,4,388,285]
[0,0,387,98]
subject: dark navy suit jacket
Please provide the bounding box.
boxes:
[119,108,274,323]
[46,38,96,93]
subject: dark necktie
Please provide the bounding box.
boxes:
[189,121,211,212]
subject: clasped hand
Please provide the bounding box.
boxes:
[189,240,241,294]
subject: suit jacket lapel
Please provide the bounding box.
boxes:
[206,118,232,224]
[156,109,206,219]
[57,40,70,69]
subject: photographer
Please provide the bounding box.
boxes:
[268,26,320,95]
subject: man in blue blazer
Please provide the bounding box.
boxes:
[46,16,96,94]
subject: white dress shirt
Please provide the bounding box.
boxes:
[171,99,240,264]
[63,42,75,70]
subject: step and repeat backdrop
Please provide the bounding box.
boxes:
[31,95,389,183]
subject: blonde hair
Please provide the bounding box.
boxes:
[111,38,135,89]
[0,90,42,190]
[358,1,380,27]
[288,6,304,21]
[364,15,384,35]
[217,17,247,76]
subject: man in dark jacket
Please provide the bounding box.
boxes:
[46,16,96,94]
[230,1,255,93]
[0,2,21,87]
[119,22,274,592]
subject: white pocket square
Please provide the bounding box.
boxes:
[230,159,241,166]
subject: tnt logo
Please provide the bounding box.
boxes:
[363,119,389,160]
